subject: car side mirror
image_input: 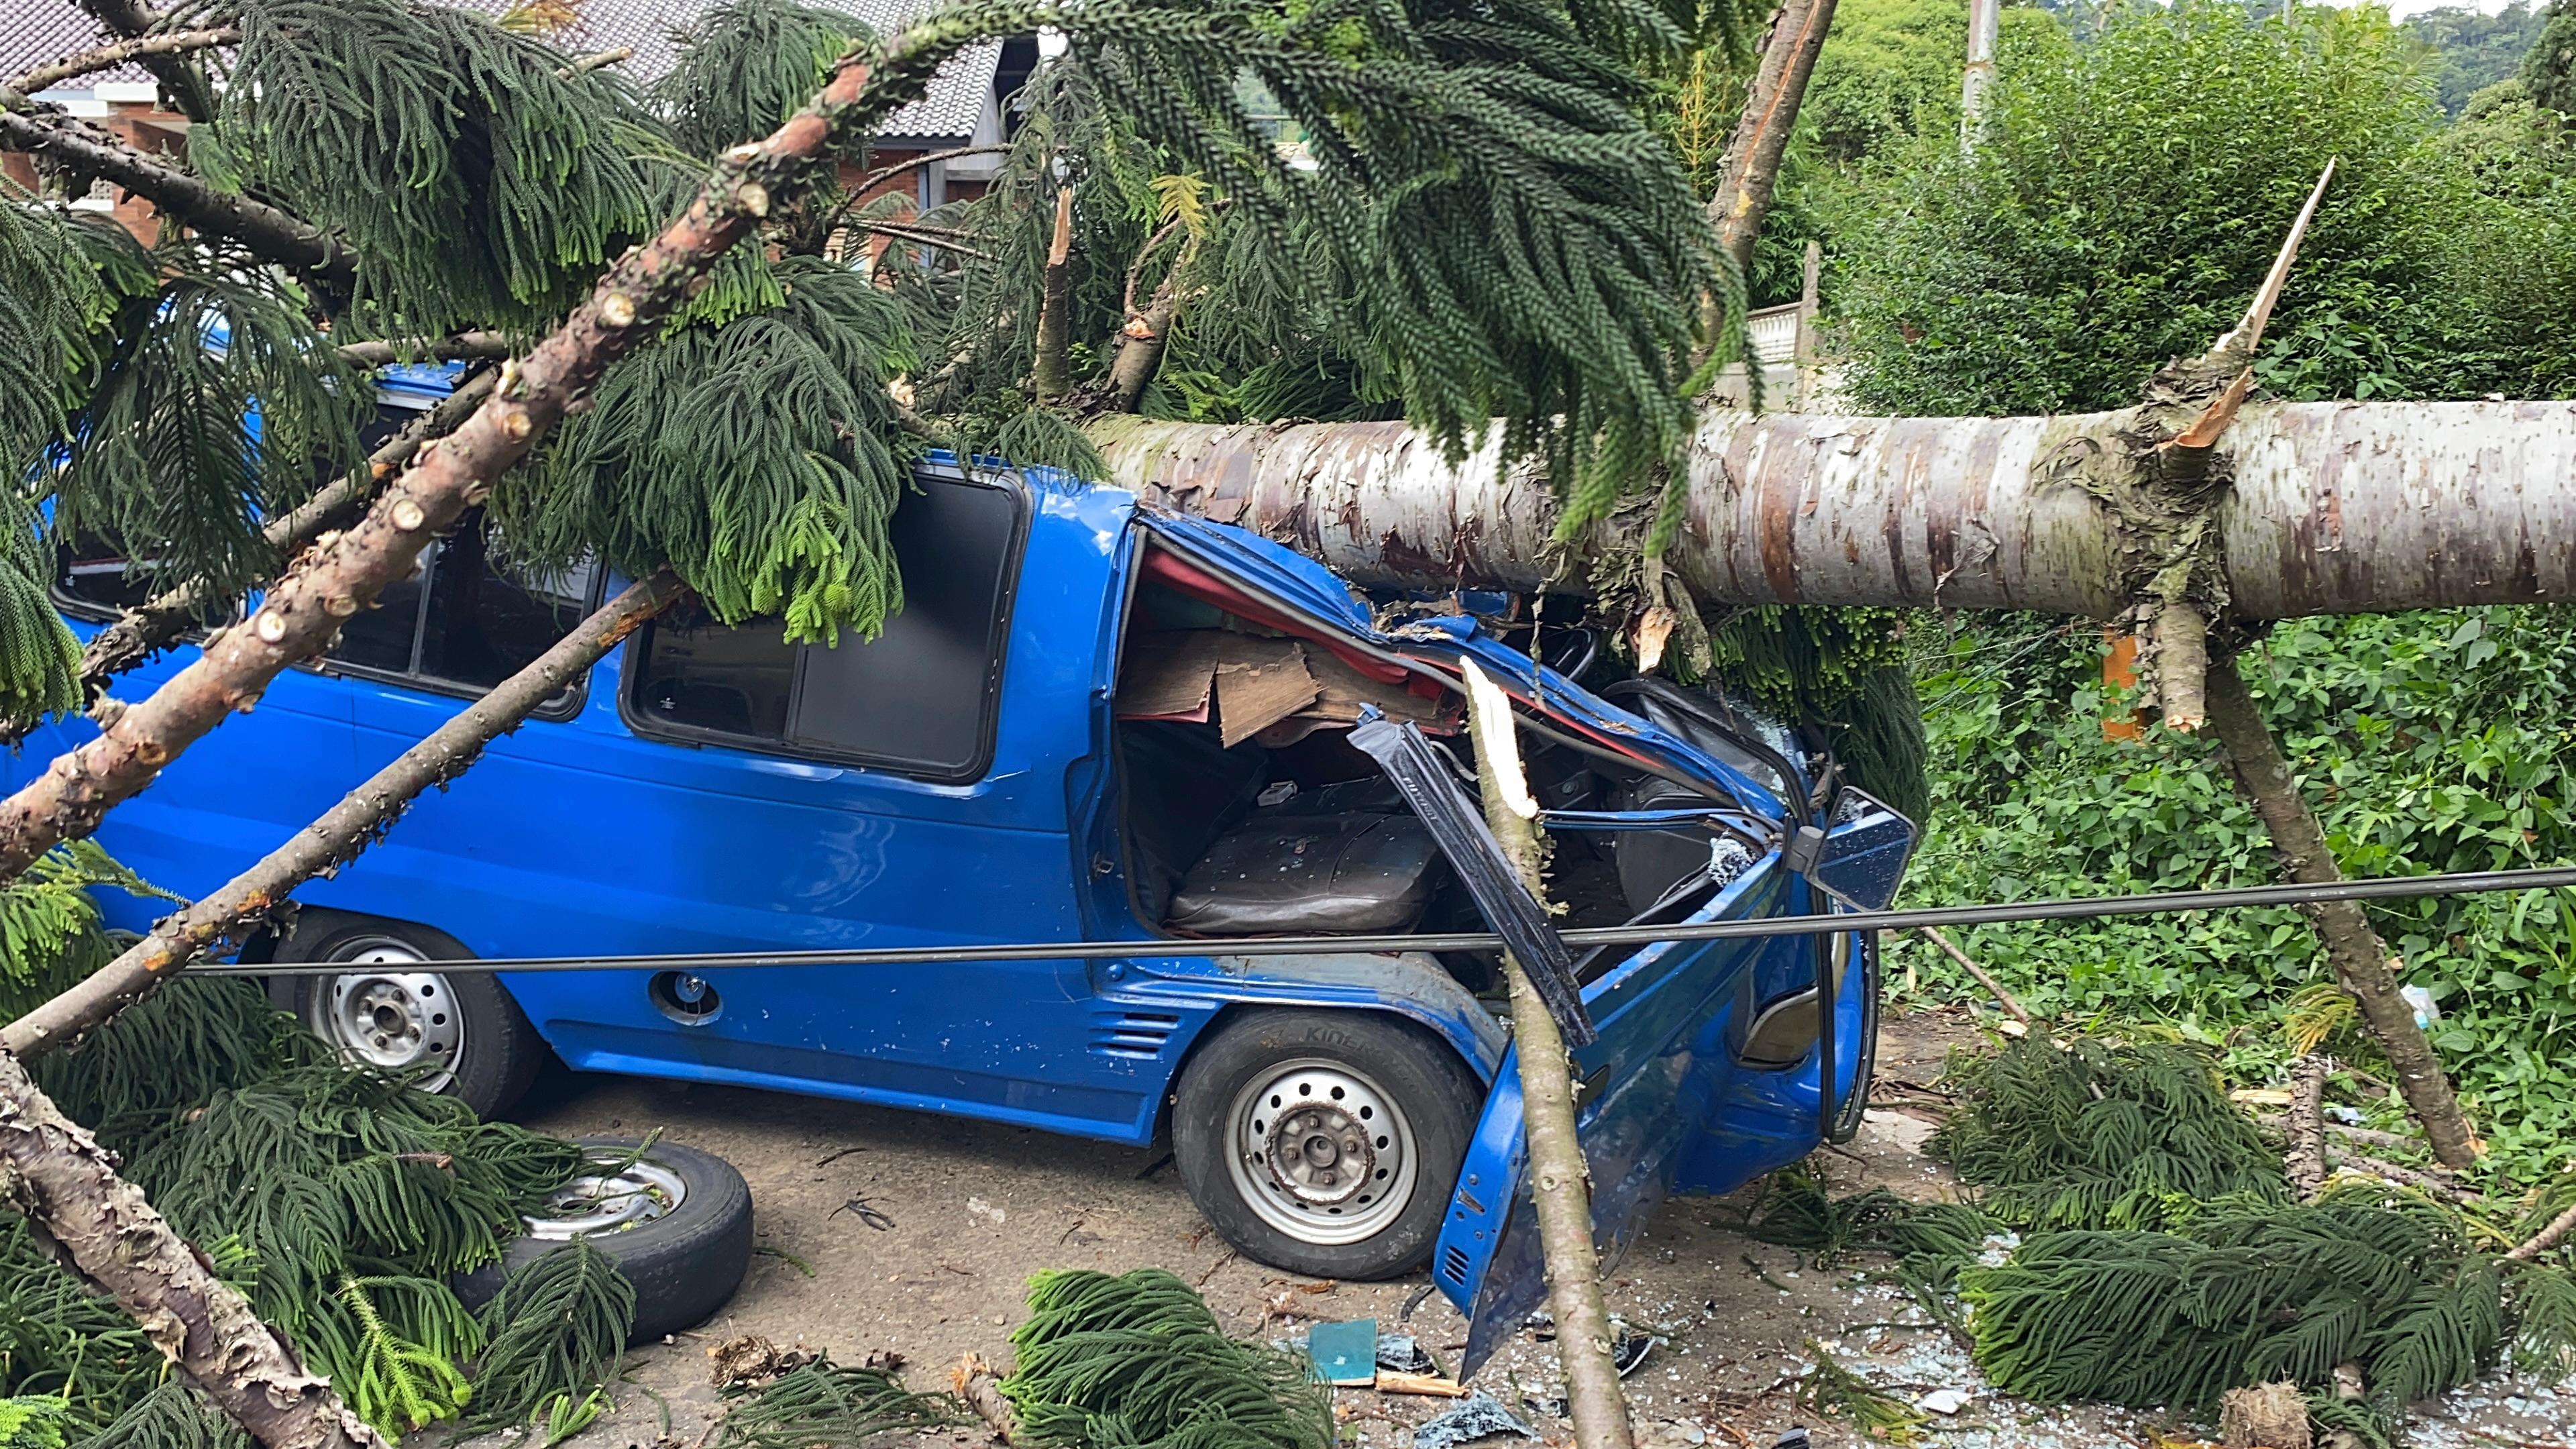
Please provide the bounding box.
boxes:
[1805,789,1916,912]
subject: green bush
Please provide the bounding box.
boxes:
[1897,606,2576,1179]
[1829,0,2576,415]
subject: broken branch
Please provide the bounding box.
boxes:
[8,25,238,95]
[1458,658,1635,1449]
[331,332,514,368]
[2287,1053,2329,1203]
[1913,926,2032,1024]
[1032,186,1075,405]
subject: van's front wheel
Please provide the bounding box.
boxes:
[1173,1010,1481,1280]
[273,914,545,1120]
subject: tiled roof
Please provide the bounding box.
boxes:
[1,0,1003,139]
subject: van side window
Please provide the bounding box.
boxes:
[627,472,1023,782]
[327,506,600,696]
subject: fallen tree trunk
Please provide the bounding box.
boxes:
[1087,399,2576,619]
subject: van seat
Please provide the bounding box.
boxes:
[1165,815,1440,936]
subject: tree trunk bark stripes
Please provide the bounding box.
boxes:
[2203,653,2480,1169]
[0,28,971,893]
[3,571,684,1059]
[1085,400,2576,621]
[0,1048,390,1449]
[1458,661,1634,1449]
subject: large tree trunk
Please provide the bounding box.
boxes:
[3,571,684,1059]
[0,32,974,894]
[2203,651,2481,1167]
[0,1049,388,1449]
[1085,399,2576,619]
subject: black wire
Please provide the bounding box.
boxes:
[209,863,2576,977]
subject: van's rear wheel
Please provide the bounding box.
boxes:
[1173,1010,1481,1280]
[274,914,544,1120]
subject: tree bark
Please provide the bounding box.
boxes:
[2509,1202,2576,1262]
[1457,659,1633,1449]
[69,0,219,121]
[1032,186,1075,405]
[0,105,355,290]
[0,29,975,892]
[3,571,684,1059]
[1705,0,1838,278]
[1104,278,1181,413]
[66,373,500,705]
[331,333,513,368]
[0,1048,388,1449]
[2286,1053,2328,1201]
[1083,399,2576,620]
[9,27,238,95]
[2203,652,2480,1169]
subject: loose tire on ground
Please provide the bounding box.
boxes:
[453,1136,755,1345]
[1172,1009,1483,1281]
[268,910,546,1120]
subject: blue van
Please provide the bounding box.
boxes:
[28,368,1904,1371]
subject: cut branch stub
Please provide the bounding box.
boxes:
[2093,161,2337,732]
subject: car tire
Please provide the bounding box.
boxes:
[270,912,545,1120]
[1173,1009,1483,1281]
[453,1137,755,1346]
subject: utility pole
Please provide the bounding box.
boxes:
[1961,0,2000,150]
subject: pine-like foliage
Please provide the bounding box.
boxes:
[193,0,663,336]
[1928,1034,2286,1230]
[712,1358,957,1449]
[0,195,124,476]
[652,0,873,157]
[64,1383,247,1449]
[466,1239,637,1438]
[0,1399,71,1449]
[0,843,174,1016]
[500,257,920,641]
[1004,1269,1332,1449]
[1962,1190,2503,1413]
[0,1219,164,1437]
[52,260,370,606]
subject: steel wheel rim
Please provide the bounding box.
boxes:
[525,1152,687,1240]
[1224,1059,1419,1246]
[307,938,464,1092]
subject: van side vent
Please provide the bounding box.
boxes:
[1090,1010,1183,1061]
[1441,1245,1471,1287]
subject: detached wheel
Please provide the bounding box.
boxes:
[1173,1010,1481,1280]
[272,914,544,1120]
[453,1137,755,1346]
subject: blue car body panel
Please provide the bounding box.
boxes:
[24,388,1892,1334]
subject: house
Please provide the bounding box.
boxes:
[0,0,1038,244]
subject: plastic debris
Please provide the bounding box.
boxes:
[1307,1318,1379,1385]
[1769,1430,1809,1449]
[1916,1388,1968,1415]
[1415,1392,1541,1449]
[1611,1326,1662,1377]
[1375,1334,1438,1375]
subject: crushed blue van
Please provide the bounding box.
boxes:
[25,366,1910,1371]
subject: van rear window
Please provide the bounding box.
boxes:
[626,472,1023,784]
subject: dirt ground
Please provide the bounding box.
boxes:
[490,1010,2575,1449]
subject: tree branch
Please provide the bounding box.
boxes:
[1458,659,1635,1449]
[9,25,237,95]
[857,143,1008,193]
[2508,1202,2576,1263]
[2286,1053,2329,1202]
[1032,186,1075,404]
[1913,926,2032,1024]
[562,46,632,75]
[68,370,500,704]
[0,1046,390,1449]
[2204,653,2481,1169]
[0,22,985,892]
[69,0,219,121]
[0,103,354,289]
[3,571,685,1057]
[1705,0,1837,278]
[331,332,514,368]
